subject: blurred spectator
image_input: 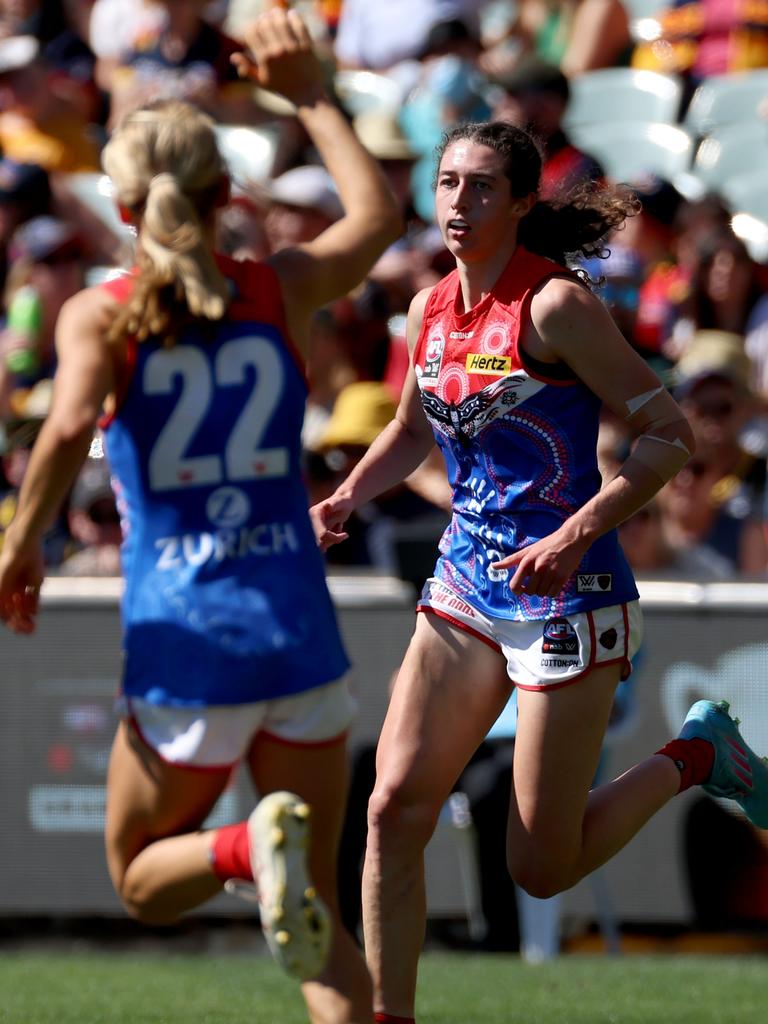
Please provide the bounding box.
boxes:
[334,0,484,71]
[88,0,165,91]
[0,159,51,289]
[58,456,122,576]
[488,57,603,199]
[632,0,768,94]
[0,215,86,417]
[38,0,105,129]
[630,183,720,359]
[480,0,631,80]
[0,395,69,565]
[215,191,270,263]
[352,109,438,313]
[618,499,678,575]
[582,245,645,347]
[106,0,259,128]
[665,228,767,361]
[400,17,492,221]
[0,35,102,172]
[0,0,42,38]
[264,164,343,252]
[308,381,449,578]
[656,330,768,577]
[303,280,393,449]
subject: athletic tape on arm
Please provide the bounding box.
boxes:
[622,385,692,483]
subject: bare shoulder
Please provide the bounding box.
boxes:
[56,285,121,350]
[58,285,119,330]
[530,274,597,331]
[405,285,434,352]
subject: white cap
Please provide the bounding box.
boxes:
[267,165,343,220]
[0,35,39,75]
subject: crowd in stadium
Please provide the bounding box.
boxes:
[0,0,767,588]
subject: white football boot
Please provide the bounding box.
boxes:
[247,791,331,981]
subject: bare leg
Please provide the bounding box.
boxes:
[362,615,512,1018]
[508,666,680,898]
[248,732,373,1024]
[105,720,232,923]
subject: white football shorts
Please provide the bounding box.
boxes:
[418,577,643,691]
[117,677,357,769]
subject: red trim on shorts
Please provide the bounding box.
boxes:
[416,604,502,652]
[620,602,631,680]
[257,728,349,749]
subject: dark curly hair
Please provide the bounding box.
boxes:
[434,121,639,267]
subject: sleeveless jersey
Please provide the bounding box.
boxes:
[412,245,638,621]
[102,255,349,706]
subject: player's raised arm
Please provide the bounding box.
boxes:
[233,9,402,337]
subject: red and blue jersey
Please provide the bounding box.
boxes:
[102,255,349,706]
[413,245,638,621]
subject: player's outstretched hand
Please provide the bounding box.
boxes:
[0,537,44,634]
[232,8,326,108]
[309,495,353,552]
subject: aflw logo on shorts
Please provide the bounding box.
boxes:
[577,573,612,592]
[465,353,511,375]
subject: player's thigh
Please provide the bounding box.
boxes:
[246,732,350,903]
[105,721,231,888]
[374,612,512,810]
[508,663,622,855]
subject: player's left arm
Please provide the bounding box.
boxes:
[0,289,116,632]
[493,276,694,597]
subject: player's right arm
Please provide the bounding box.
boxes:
[310,288,438,550]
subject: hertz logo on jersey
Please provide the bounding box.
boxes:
[465,353,511,375]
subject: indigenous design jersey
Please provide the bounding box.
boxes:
[103,256,349,707]
[413,245,638,621]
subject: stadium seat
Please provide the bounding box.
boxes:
[567,121,694,184]
[720,170,768,223]
[691,123,768,191]
[334,69,404,116]
[563,68,683,130]
[684,70,768,137]
[214,125,278,188]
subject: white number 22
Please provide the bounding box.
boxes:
[144,336,289,491]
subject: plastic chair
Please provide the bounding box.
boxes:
[334,69,403,116]
[721,170,768,223]
[567,121,694,184]
[684,70,768,137]
[563,68,683,130]
[213,125,278,188]
[691,123,768,191]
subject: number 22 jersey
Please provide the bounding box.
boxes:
[102,255,349,707]
[413,245,638,621]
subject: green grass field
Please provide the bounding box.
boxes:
[0,951,765,1023]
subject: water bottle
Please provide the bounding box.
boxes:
[4,285,42,377]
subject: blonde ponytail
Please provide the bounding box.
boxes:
[102,101,230,345]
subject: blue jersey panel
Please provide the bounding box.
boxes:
[106,309,349,706]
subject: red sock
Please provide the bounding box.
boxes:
[656,738,714,793]
[210,822,253,882]
[374,1016,415,1023]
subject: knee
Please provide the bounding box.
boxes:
[116,875,179,927]
[367,785,441,854]
[506,850,574,901]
